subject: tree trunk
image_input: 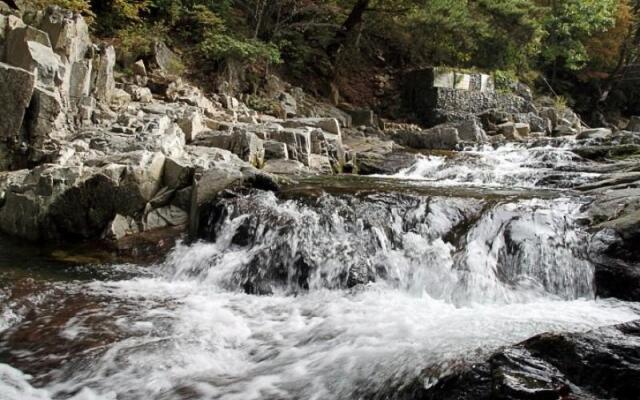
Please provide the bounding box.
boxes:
[326,0,370,64]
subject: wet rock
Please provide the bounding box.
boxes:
[577,128,612,140]
[406,320,640,400]
[355,151,417,175]
[572,144,640,160]
[497,122,529,141]
[553,125,578,137]
[189,166,245,236]
[626,116,640,132]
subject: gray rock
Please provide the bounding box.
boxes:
[626,116,640,132]
[171,186,192,211]
[448,119,488,143]
[577,128,612,140]
[193,129,264,166]
[268,128,311,165]
[104,213,139,240]
[262,159,309,176]
[150,41,182,74]
[7,39,63,87]
[282,117,342,136]
[68,60,92,105]
[25,86,66,164]
[144,205,188,230]
[107,151,165,214]
[308,154,333,174]
[553,125,578,137]
[132,59,147,76]
[127,85,153,103]
[263,140,289,160]
[110,88,132,109]
[279,92,297,117]
[39,6,91,63]
[189,166,245,236]
[148,186,174,208]
[515,122,530,138]
[0,190,43,241]
[163,157,193,189]
[5,26,51,57]
[393,126,460,150]
[177,109,206,142]
[498,122,528,141]
[346,109,376,127]
[0,62,35,143]
[92,45,116,102]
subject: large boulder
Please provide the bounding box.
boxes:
[3,22,68,90]
[405,320,640,400]
[39,6,91,64]
[149,41,182,74]
[262,159,309,176]
[0,62,35,144]
[267,128,312,164]
[24,86,66,164]
[91,45,116,102]
[192,129,264,166]
[445,119,488,143]
[392,126,460,150]
[189,166,245,236]
[577,128,612,140]
[282,117,342,136]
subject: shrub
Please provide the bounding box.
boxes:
[197,33,281,65]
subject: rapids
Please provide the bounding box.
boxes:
[1,142,639,400]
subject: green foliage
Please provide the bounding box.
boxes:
[116,23,168,62]
[92,0,150,36]
[494,69,519,91]
[197,33,281,65]
[540,0,618,70]
[25,0,93,18]
[245,94,283,116]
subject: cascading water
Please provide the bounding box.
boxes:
[392,142,601,188]
[1,144,639,400]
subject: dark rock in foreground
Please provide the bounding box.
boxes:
[399,320,640,400]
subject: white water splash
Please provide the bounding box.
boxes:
[393,143,599,188]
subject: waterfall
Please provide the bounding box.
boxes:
[0,145,638,400]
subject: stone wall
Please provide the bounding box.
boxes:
[403,67,533,126]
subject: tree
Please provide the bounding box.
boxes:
[537,0,618,81]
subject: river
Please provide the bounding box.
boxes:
[1,141,638,399]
